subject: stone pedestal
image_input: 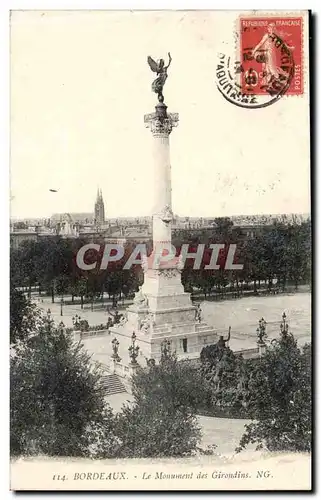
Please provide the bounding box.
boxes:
[258,342,266,358]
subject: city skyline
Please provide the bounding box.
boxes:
[9,183,310,224]
[10,11,310,219]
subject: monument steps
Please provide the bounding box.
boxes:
[100,373,127,395]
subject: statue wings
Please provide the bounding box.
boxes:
[147,56,159,73]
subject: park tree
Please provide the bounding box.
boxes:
[11,241,39,296]
[266,223,291,291]
[55,273,70,300]
[12,237,74,302]
[213,217,234,238]
[11,312,116,457]
[285,221,311,290]
[237,314,311,453]
[71,276,87,308]
[242,233,267,293]
[39,238,74,302]
[10,242,43,344]
[11,220,311,307]
[10,284,41,344]
[10,247,25,289]
[112,351,203,458]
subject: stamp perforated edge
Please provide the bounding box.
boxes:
[233,10,308,99]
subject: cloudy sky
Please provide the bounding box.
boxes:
[10,10,310,218]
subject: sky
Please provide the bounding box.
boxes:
[10,10,310,219]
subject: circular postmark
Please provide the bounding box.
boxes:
[216,32,294,109]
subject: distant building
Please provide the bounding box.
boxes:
[11,204,310,249]
[50,212,93,224]
[59,213,79,238]
[94,188,105,225]
[10,226,55,249]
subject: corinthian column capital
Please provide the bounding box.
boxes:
[144,108,179,136]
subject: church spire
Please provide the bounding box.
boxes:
[94,187,105,224]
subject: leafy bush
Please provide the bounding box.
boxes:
[109,352,203,458]
[10,285,41,344]
[10,315,116,457]
[237,334,311,453]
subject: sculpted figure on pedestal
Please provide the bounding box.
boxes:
[133,286,148,308]
[147,52,172,102]
[217,327,231,348]
[159,204,173,224]
[195,304,202,323]
[139,313,155,334]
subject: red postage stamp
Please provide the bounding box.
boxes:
[239,16,303,96]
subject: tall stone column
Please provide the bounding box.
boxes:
[139,102,194,318]
[144,102,179,249]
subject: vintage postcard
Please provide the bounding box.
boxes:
[10,10,311,491]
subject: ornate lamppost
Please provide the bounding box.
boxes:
[279,312,294,343]
[111,338,121,363]
[280,312,289,337]
[195,303,202,323]
[257,317,267,345]
[45,308,53,331]
[128,332,140,365]
[57,321,65,333]
[72,314,81,330]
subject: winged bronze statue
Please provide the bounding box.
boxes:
[147,52,172,102]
